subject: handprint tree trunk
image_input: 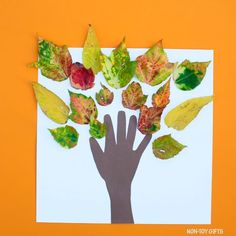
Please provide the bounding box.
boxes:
[90,111,151,223]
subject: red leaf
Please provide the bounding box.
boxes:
[138,105,163,135]
[69,62,95,90]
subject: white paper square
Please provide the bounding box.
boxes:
[36,48,213,224]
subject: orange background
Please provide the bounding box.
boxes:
[0,0,235,235]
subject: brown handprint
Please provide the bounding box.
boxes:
[89,111,152,223]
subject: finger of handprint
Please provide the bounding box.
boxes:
[135,134,152,156]
[127,115,137,148]
[89,137,103,157]
[104,114,116,150]
[117,111,126,144]
[89,137,104,170]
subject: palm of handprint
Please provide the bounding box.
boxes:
[90,111,152,223]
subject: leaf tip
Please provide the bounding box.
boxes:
[68,90,73,95]
[156,39,163,48]
[48,128,53,133]
[206,61,211,66]
[32,81,39,91]
[37,36,44,43]
[27,62,38,68]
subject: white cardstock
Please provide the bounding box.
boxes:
[36,48,213,224]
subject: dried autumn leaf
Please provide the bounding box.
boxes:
[174,60,211,90]
[69,62,95,90]
[49,125,79,149]
[101,38,136,89]
[122,82,147,110]
[152,79,170,109]
[152,134,186,159]
[135,40,176,86]
[69,91,98,124]
[165,96,213,130]
[138,105,163,135]
[89,119,107,139]
[33,38,72,81]
[96,83,114,106]
[82,24,102,74]
[32,82,69,124]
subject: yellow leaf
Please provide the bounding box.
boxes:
[165,96,213,130]
[33,82,69,124]
[82,24,102,74]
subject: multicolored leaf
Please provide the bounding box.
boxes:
[89,119,107,139]
[82,24,102,74]
[122,82,147,110]
[152,79,170,109]
[33,38,72,81]
[101,38,136,89]
[32,82,69,124]
[165,96,213,130]
[96,83,114,106]
[173,60,211,90]
[69,62,95,90]
[135,40,176,86]
[138,105,163,135]
[69,91,98,124]
[49,125,79,148]
[152,134,186,159]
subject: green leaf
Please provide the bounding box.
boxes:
[82,24,102,74]
[34,38,72,81]
[89,119,107,139]
[138,105,162,134]
[69,91,98,124]
[174,60,211,90]
[96,83,114,106]
[101,38,136,89]
[32,82,69,124]
[152,79,170,109]
[165,96,213,130]
[49,125,79,149]
[152,134,186,159]
[135,40,176,86]
[122,82,147,110]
